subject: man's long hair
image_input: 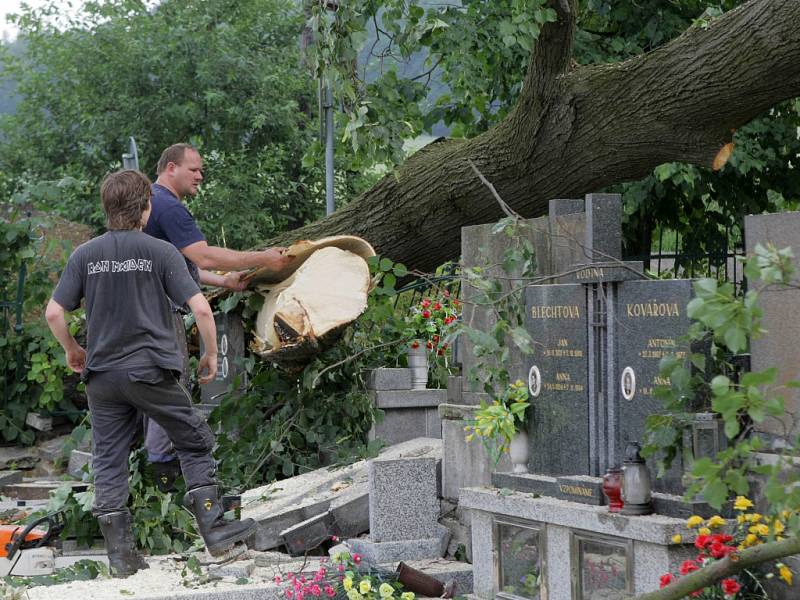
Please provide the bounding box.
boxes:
[101,170,152,230]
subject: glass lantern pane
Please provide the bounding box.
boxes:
[579,539,628,599]
[497,523,542,600]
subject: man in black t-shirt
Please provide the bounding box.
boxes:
[46,170,256,577]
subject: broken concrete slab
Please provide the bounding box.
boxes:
[345,525,451,564]
[280,510,338,556]
[402,558,474,596]
[371,390,448,409]
[26,412,54,432]
[242,438,441,552]
[37,434,72,463]
[208,558,256,579]
[0,470,23,487]
[3,479,88,501]
[0,446,40,470]
[68,450,92,478]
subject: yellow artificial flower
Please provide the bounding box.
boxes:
[379,583,395,598]
[707,515,726,529]
[734,496,753,511]
[400,593,415,600]
[737,514,747,525]
[343,578,353,591]
[686,515,704,528]
[750,513,763,523]
[744,533,759,547]
[347,590,363,600]
[749,523,770,536]
[360,579,372,594]
[671,534,682,544]
[774,520,786,535]
[698,527,712,536]
[779,564,793,586]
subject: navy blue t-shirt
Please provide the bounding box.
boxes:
[143,183,205,284]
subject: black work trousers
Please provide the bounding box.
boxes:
[86,367,216,516]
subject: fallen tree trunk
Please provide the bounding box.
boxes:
[267,0,800,273]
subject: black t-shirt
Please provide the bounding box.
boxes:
[52,230,201,373]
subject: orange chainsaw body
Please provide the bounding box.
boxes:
[0,524,48,558]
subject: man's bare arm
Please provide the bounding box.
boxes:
[182,241,291,273]
[45,299,86,373]
[199,269,248,291]
[186,292,218,385]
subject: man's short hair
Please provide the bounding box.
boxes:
[156,143,198,175]
[101,170,152,230]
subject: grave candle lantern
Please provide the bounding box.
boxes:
[620,442,653,515]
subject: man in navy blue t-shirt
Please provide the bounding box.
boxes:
[143,143,292,487]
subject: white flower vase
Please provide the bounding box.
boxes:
[509,430,529,474]
[407,344,428,390]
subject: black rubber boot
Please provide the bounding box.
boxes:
[153,458,181,493]
[97,511,149,578]
[183,485,256,556]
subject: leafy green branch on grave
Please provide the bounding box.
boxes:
[644,243,800,512]
[635,244,800,600]
[462,216,536,463]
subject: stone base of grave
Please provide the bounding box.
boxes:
[490,471,730,518]
[368,390,446,444]
[460,487,696,599]
[344,525,451,564]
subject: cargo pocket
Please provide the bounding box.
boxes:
[127,366,166,385]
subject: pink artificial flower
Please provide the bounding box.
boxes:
[331,536,339,543]
[310,585,322,596]
[353,553,362,565]
[324,586,336,598]
[286,591,294,599]
[337,564,345,572]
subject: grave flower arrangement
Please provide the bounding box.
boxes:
[279,548,415,600]
[658,496,793,598]
[464,379,530,460]
[403,290,460,355]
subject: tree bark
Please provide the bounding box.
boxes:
[268,0,800,274]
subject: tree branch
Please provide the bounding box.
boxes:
[631,536,800,600]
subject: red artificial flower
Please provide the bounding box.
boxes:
[422,310,431,319]
[437,349,444,356]
[433,302,442,310]
[442,342,449,349]
[659,573,674,588]
[331,535,339,542]
[694,535,711,550]
[722,578,741,596]
[680,559,700,575]
[453,299,460,306]
[426,341,433,349]
[710,541,737,559]
[443,290,450,298]
[421,299,431,308]
[353,553,362,564]
[433,335,440,343]
[411,340,419,349]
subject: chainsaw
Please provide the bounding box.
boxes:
[0,512,65,576]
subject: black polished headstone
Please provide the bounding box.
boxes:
[585,194,622,261]
[525,284,589,476]
[614,279,694,493]
[199,312,247,406]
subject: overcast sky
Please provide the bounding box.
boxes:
[1,0,47,41]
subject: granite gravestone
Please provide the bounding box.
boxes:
[521,195,694,494]
[525,283,589,476]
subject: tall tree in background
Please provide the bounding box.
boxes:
[0,0,323,247]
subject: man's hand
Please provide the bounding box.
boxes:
[221,270,249,291]
[259,247,293,273]
[197,353,218,385]
[66,346,87,373]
